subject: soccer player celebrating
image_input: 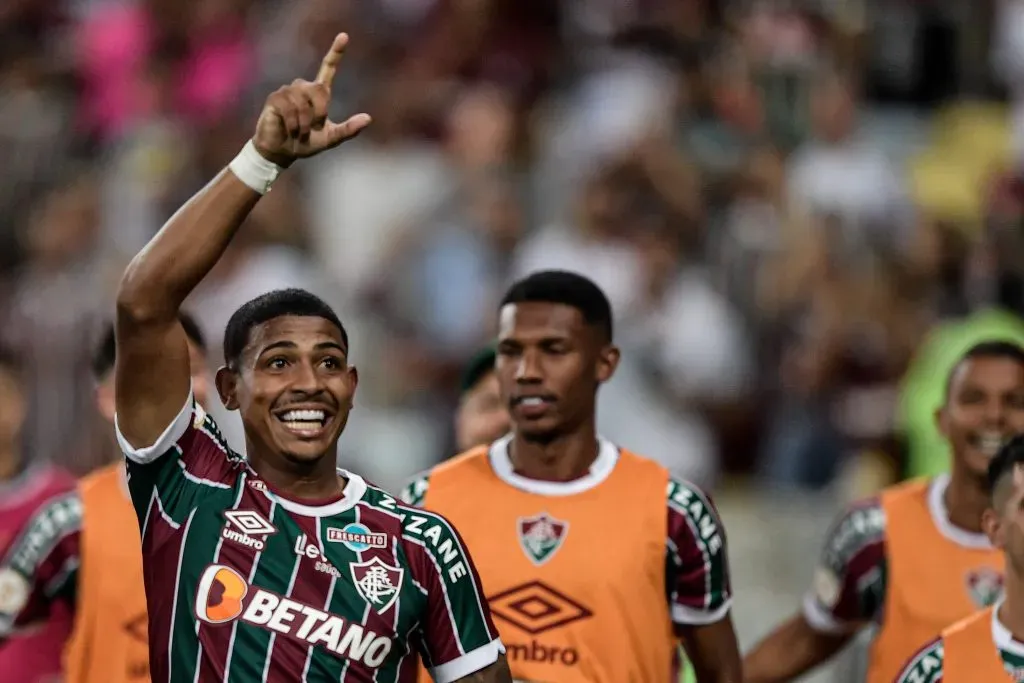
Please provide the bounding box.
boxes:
[0,316,208,683]
[744,341,1024,683]
[0,349,76,682]
[402,270,743,683]
[112,33,510,683]
[893,433,1024,683]
[454,346,509,452]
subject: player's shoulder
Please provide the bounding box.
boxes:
[1,488,82,565]
[78,461,124,493]
[880,475,932,506]
[398,445,491,507]
[894,636,944,683]
[190,402,238,460]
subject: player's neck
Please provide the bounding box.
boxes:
[944,467,989,534]
[509,428,600,483]
[248,451,346,502]
[998,571,1024,641]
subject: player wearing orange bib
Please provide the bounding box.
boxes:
[403,271,742,683]
[744,341,1024,683]
[0,316,209,683]
[893,433,1024,683]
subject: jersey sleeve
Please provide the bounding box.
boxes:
[0,492,81,637]
[801,498,887,634]
[401,506,504,683]
[893,638,944,683]
[399,472,432,507]
[666,477,733,625]
[115,388,242,528]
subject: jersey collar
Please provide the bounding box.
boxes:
[257,468,367,517]
[928,473,993,549]
[992,599,1024,658]
[487,433,620,496]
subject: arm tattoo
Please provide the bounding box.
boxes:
[452,654,513,683]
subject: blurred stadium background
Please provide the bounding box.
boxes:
[6,0,1024,680]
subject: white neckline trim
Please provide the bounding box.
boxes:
[487,434,619,496]
[927,473,993,549]
[992,599,1024,658]
[259,468,367,517]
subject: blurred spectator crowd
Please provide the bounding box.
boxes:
[5,0,1024,503]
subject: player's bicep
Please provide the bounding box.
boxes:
[449,654,512,683]
[677,618,742,683]
[0,493,82,636]
[801,501,886,633]
[114,314,192,455]
[666,479,732,625]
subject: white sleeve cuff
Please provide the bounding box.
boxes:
[115,387,195,464]
[801,592,859,634]
[672,598,732,626]
[430,639,505,683]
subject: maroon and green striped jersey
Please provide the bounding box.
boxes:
[115,393,503,683]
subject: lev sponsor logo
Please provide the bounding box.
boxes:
[294,534,341,578]
[194,565,392,667]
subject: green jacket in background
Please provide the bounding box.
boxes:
[899,308,1024,479]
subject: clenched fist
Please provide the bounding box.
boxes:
[252,33,371,167]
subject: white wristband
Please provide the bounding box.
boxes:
[229,140,283,195]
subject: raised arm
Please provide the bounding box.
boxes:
[742,500,885,683]
[114,33,370,450]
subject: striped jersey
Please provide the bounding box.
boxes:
[0,462,76,683]
[115,392,504,683]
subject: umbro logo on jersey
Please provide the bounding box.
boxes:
[350,557,404,613]
[194,564,392,666]
[328,523,387,552]
[221,510,276,551]
[517,512,568,566]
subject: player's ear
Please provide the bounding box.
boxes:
[596,344,620,384]
[983,507,1005,548]
[345,365,358,409]
[95,380,116,423]
[216,366,240,411]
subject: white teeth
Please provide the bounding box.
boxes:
[978,433,1006,456]
[521,397,544,406]
[281,409,325,423]
[283,421,322,434]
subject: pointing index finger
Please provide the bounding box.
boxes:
[315,33,349,91]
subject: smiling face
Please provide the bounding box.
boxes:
[938,355,1024,478]
[216,315,357,467]
[495,302,618,443]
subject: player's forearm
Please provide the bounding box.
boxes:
[742,614,853,683]
[117,168,262,323]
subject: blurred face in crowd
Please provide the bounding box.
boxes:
[496,302,618,443]
[96,341,211,424]
[984,464,1024,575]
[0,364,26,452]
[938,355,1024,478]
[455,370,510,451]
